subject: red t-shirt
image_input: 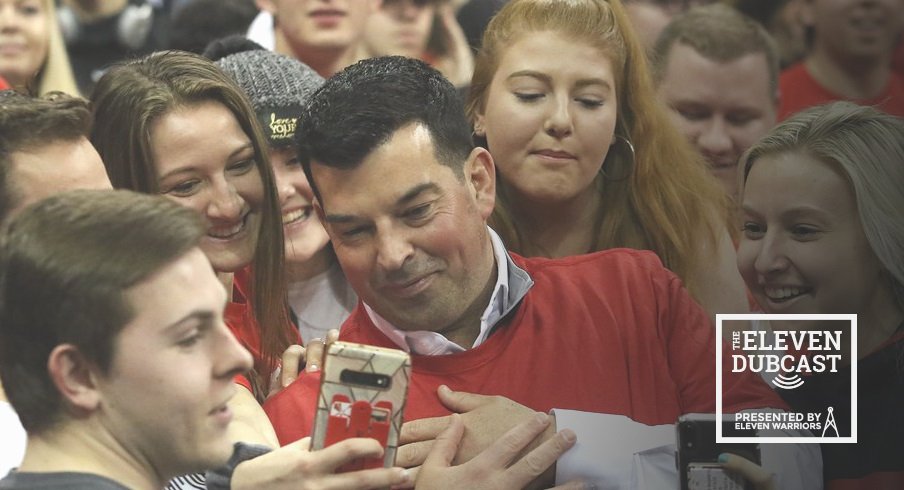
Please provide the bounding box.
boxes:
[779,62,904,120]
[0,76,9,90]
[264,249,786,445]
[228,267,301,391]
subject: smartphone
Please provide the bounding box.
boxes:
[310,341,411,471]
[677,414,760,490]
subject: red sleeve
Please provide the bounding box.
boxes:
[263,371,321,446]
[652,263,787,413]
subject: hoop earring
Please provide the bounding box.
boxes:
[599,134,635,181]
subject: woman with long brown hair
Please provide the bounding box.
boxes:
[90,51,297,449]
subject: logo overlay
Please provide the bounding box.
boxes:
[716,314,857,444]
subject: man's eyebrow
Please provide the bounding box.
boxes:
[163,311,215,334]
[397,182,440,206]
[324,182,441,224]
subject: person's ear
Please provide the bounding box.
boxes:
[47,344,102,416]
[464,147,496,220]
[256,0,277,15]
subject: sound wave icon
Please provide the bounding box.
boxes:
[772,374,804,390]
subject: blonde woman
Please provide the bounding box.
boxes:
[0,0,78,95]
[738,102,904,488]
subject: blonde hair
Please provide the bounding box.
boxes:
[37,0,79,96]
[467,0,730,295]
[740,102,904,309]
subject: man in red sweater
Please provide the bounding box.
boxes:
[265,56,807,488]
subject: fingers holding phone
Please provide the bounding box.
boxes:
[311,342,412,471]
[230,437,411,490]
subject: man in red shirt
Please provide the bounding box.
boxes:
[778,0,904,119]
[653,4,780,202]
[264,56,800,488]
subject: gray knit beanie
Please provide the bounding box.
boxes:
[210,38,324,148]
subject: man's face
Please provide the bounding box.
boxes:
[657,43,777,200]
[312,123,497,336]
[9,136,111,215]
[264,0,380,55]
[94,248,253,478]
[804,0,904,61]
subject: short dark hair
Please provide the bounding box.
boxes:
[0,189,203,433]
[0,91,92,221]
[295,56,474,204]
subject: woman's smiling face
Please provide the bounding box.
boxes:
[738,150,885,318]
[151,101,264,273]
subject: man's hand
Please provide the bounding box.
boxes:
[398,386,558,486]
[231,437,410,490]
[414,412,581,490]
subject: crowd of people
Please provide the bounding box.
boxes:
[1,0,902,489]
